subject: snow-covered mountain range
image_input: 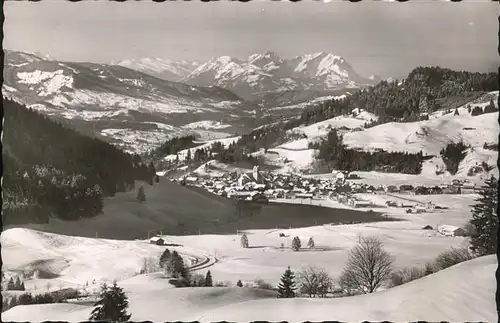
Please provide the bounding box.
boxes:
[114,58,199,82]
[3,50,262,153]
[111,51,376,103]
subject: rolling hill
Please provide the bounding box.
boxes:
[195,255,496,323]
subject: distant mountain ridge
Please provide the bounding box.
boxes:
[110,51,376,102]
[184,51,376,101]
[2,50,262,153]
[114,58,200,82]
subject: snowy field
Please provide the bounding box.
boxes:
[2,192,495,322]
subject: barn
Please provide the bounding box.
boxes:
[149,237,165,245]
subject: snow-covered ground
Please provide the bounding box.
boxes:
[194,255,496,323]
[3,192,495,322]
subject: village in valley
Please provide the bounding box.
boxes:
[172,165,476,237]
[2,1,498,322]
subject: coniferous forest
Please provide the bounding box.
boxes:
[300,66,498,126]
[3,99,155,224]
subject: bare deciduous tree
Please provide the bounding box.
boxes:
[297,266,333,298]
[338,236,393,294]
[240,233,249,248]
[141,256,161,274]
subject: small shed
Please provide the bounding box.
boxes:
[149,237,165,245]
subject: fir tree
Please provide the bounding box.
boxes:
[469,176,498,256]
[89,282,131,322]
[155,175,160,183]
[292,236,302,251]
[236,280,243,287]
[137,186,146,202]
[9,295,18,309]
[20,281,25,291]
[205,270,213,287]
[277,266,297,298]
[307,237,315,249]
[240,233,249,248]
[159,248,171,268]
[7,278,15,291]
[14,277,21,290]
[454,108,459,116]
[167,251,187,279]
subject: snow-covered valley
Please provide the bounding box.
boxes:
[1,191,496,322]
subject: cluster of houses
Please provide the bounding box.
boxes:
[173,166,477,206]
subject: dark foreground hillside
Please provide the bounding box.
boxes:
[2,99,153,225]
[5,179,393,240]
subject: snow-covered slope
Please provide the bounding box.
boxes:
[114,57,199,81]
[265,93,498,177]
[2,217,495,322]
[195,255,496,322]
[183,51,374,101]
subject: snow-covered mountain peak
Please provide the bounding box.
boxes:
[248,50,283,67]
[114,57,199,81]
[181,51,374,101]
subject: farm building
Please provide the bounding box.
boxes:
[149,237,165,245]
[438,225,467,237]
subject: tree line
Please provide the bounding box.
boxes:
[3,99,156,224]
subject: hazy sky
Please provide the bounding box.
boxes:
[4,0,499,78]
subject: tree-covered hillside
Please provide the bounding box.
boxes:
[3,99,155,224]
[301,67,498,125]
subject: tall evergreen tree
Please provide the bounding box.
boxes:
[15,277,22,290]
[167,251,187,279]
[240,233,249,248]
[205,270,213,287]
[137,186,146,202]
[7,278,15,291]
[469,176,498,256]
[159,248,171,268]
[89,282,131,322]
[277,266,297,298]
[9,295,18,309]
[292,236,302,251]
